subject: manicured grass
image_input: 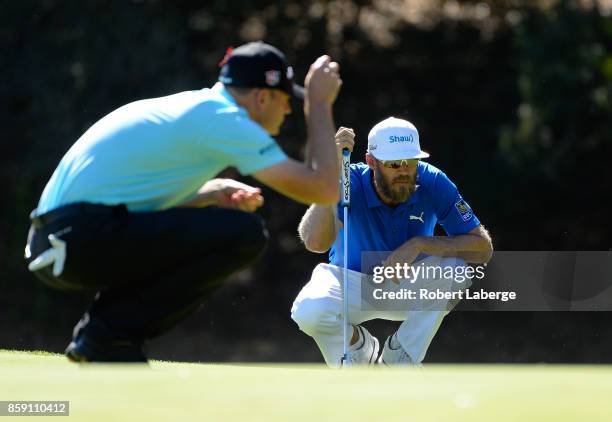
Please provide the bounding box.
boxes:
[1,350,609,421]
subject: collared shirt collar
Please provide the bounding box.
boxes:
[362,164,422,210]
[211,82,238,106]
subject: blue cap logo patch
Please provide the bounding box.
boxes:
[265,70,281,86]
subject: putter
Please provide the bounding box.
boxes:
[340,148,351,366]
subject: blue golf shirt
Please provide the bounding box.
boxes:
[329,162,481,272]
[36,83,287,213]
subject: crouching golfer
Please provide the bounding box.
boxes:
[25,42,342,362]
[292,118,493,366]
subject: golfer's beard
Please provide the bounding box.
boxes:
[375,172,417,203]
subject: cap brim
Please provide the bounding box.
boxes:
[370,150,430,160]
[292,83,305,100]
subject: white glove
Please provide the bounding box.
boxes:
[28,234,67,277]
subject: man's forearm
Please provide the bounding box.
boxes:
[179,189,218,208]
[410,234,493,264]
[179,195,215,208]
[298,204,337,253]
[304,102,339,181]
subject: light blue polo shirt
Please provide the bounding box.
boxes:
[37,83,287,213]
[329,162,481,272]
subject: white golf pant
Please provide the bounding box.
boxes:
[291,256,467,367]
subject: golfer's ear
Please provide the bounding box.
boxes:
[365,153,376,169]
[255,89,269,108]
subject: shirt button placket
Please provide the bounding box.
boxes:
[392,213,399,243]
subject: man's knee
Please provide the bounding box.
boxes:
[291,296,340,337]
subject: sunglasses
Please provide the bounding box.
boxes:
[377,158,420,169]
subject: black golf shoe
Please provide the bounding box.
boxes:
[65,333,148,363]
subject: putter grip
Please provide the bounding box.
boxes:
[341,148,350,207]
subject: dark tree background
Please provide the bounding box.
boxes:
[1,0,611,362]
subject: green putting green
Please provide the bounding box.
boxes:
[1,350,610,421]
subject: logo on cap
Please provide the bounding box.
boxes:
[389,134,414,143]
[367,117,429,160]
[265,70,281,86]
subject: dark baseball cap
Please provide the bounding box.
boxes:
[218,41,305,100]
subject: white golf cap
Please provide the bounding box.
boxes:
[367,117,430,160]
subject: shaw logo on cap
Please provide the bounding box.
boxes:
[265,70,281,86]
[367,117,430,160]
[389,135,414,143]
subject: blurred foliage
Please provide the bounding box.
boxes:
[498,0,612,249]
[1,0,611,362]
